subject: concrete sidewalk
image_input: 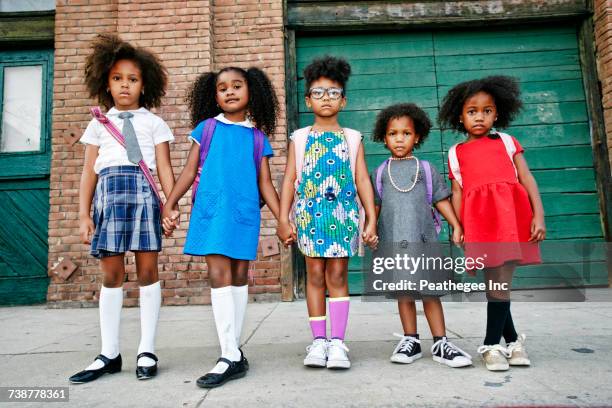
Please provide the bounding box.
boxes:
[1,293,611,407]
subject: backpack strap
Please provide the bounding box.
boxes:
[253,128,265,177]
[90,106,164,210]
[374,159,389,199]
[191,118,217,203]
[422,160,433,206]
[447,143,462,188]
[343,128,362,181]
[199,118,217,171]
[497,132,518,179]
[422,160,442,235]
[292,126,311,187]
[253,128,266,209]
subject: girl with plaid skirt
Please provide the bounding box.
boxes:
[69,34,176,383]
[161,67,280,388]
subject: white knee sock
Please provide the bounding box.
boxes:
[137,281,161,367]
[231,285,248,347]
[87,285,123,370]
[209,286,240,374]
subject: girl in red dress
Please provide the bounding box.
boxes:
[438,76,546,371]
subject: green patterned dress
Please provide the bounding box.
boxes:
[294,130,359,258]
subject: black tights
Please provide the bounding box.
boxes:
[483,264,519,345]
[484,301,518,345]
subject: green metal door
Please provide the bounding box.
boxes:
[295,25,606,294]
[0,49,53,305]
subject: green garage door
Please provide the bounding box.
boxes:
[295,25,606,294]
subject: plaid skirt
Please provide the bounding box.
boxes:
[91,166,162,258]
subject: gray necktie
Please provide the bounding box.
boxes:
[118,112,143,164]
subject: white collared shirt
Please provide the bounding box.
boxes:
[214,113,254,128]
[188,113,255,145]
[80,107,174,174]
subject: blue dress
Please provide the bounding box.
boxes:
[184,120,273,260]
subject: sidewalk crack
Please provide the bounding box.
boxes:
[242,302,279,347]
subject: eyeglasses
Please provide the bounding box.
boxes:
[308,87,344,100]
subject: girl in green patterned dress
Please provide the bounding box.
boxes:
[277,56,378,369]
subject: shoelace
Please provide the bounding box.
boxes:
[506,334,526,354]
[393,333,420,354]
[431,338,472,360]
[477,344,511,358]
[329,339,349,353]
[306,339,327,353]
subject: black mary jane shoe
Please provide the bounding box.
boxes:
[196,357,247,389]
[239,348,249,371]
[136,352,158,380]
[69,354,122,384]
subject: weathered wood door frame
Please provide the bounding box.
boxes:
[284,1,612,297]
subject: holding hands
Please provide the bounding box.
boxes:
[277,220,297,247]
[362,220,379,250]
[162,205,180,237]
[451,223,464,247]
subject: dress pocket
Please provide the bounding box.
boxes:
[197,190,220,220]
[232,188,260,226]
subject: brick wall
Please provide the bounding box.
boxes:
[595,0,612,168]
[47,0,287,307]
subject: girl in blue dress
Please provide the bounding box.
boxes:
[162,67,280,388]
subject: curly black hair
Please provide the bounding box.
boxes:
[372,103,432,148]
[303,55,351,93]
[438,75,522,132]
[84,34,167,110]
[186,67,279,135]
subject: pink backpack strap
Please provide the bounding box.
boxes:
[90,106,164,210]
[448,143,462,188]
[497,132,518,179]
[343,128,362,181]
[291,126,311,187]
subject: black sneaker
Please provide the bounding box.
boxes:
[390,334,422,364]
[431,337,472,368]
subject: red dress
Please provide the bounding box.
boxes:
[448,135,541,268]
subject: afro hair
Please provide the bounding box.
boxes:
[303,55,351,93]
[372,103,432,148]
[84,33,167,110]
[438,75,522,132]
[186,66,279,135]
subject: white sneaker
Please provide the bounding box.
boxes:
[477,344,510,371]
[390,333,422,364]
[507,333,531,366]
[431,337,472,368]
[326,339,351,369]
[303,338,328,368]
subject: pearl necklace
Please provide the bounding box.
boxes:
[387,156,419,193]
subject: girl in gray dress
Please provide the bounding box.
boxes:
[371,103,471,368]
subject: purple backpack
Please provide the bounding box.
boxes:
[374,159,442,235]
[192,118,266,207]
